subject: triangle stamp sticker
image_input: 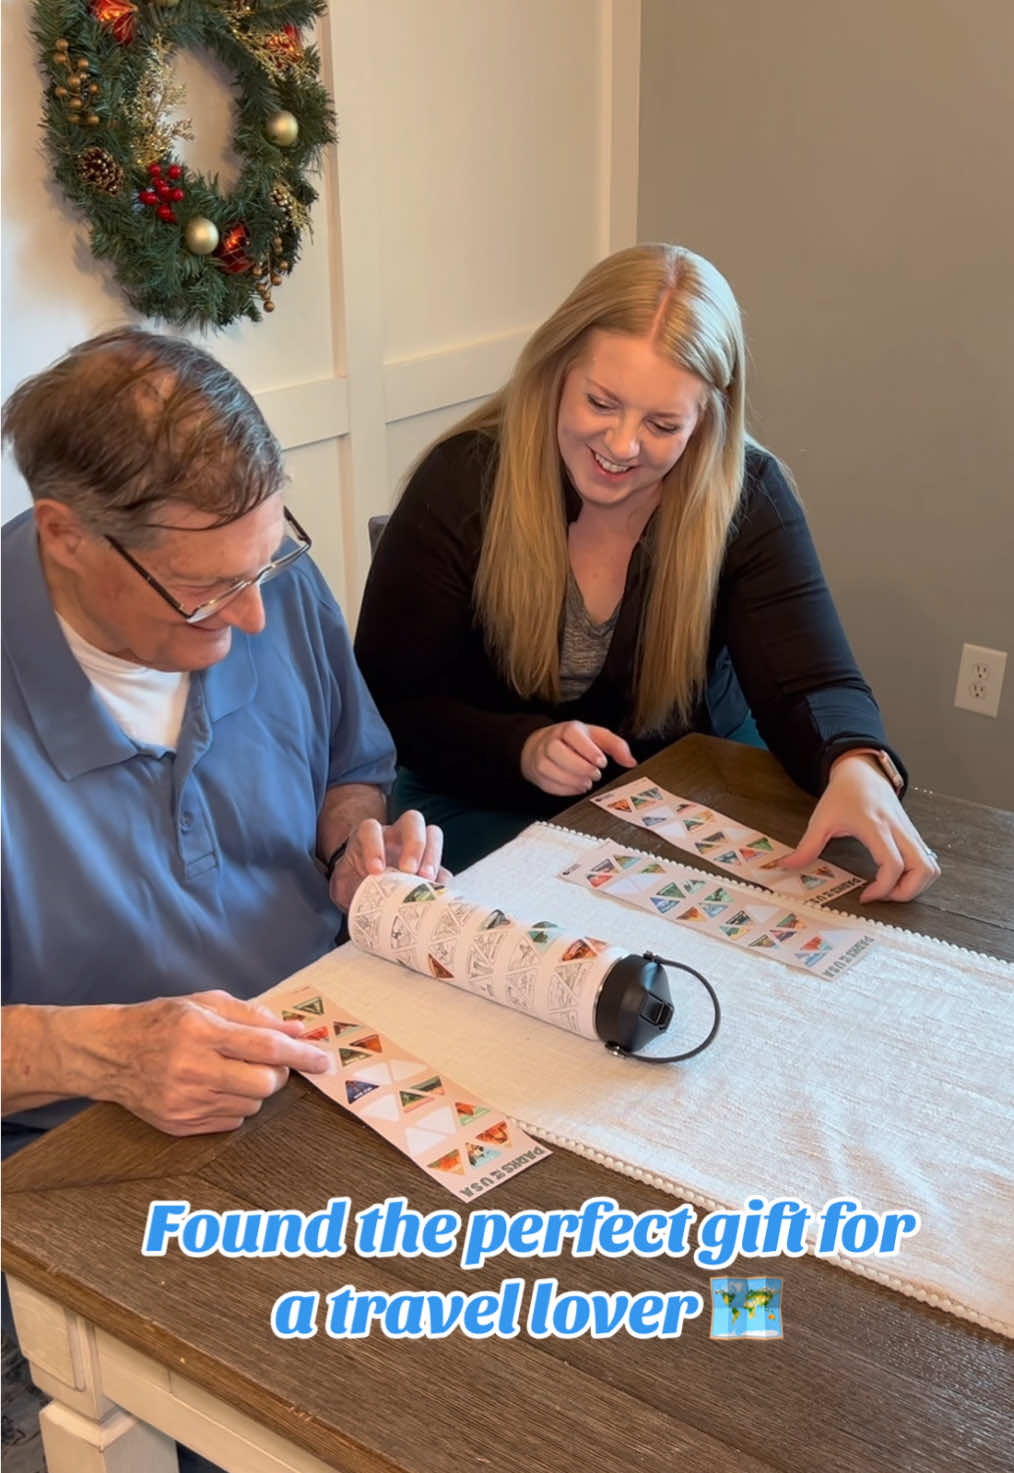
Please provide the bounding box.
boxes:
[339,1046,372,1067]
[560,938,596,961]
[467,1141,501,1169]
[403,882,438,903]
[476,1120,510,1147]
[345,1079,379,1105]
[428,1149,465,1175]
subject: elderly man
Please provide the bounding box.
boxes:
[1,328,443,1148]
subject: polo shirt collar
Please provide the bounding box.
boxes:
[2,514,136,779]
[2,512,256,777]
[202,630,256,721]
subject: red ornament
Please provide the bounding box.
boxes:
[90,0,137,46]
[213,223,253,274]
[167,165,182,180]
[157,205,177,223]
[264,23,304,70]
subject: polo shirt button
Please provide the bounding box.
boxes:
[180,811,194,832]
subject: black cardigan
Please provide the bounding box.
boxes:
[354,431,905,815]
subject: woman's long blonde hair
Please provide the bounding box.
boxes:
[439,244,746,735]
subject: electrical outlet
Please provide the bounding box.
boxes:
[954,643,1007,718]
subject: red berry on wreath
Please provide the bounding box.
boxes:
[157,205,176,222]
[148,163,162,177]
[138,190,157,205]
[167,164,182,180]
[170,188,185,202]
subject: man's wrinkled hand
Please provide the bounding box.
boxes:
[330,809,448,911]
[104,990,332,1136]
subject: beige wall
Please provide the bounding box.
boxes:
[639,0,1013,807]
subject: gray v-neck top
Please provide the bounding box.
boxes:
[559,569,621,700]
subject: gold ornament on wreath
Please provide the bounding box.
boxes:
[250,232,293,313]
[263,109,299,148]
[183,216,220,255]
[32,0,337,328]
[50,38,102,126]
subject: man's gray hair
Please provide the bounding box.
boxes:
[2,328,286,545]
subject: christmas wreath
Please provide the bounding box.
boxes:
[32,0,337,327]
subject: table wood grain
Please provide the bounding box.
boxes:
[4,736,1012,1473]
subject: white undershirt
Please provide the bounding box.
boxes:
[57,614,191,751]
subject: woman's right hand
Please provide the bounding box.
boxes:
[521,721,636,796]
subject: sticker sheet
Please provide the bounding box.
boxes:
[348,871,628,1043]
[561,842,874,980]
[261,978,550,1202]
[590,777,863,904]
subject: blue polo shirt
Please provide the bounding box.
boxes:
[1,510,396,1132]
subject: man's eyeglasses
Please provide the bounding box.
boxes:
[106,507,312,625]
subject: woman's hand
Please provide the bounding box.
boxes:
[781,752,940,902]
[521,721,637,796]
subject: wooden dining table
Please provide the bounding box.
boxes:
[4,735,1012,1473]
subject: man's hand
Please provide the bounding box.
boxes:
[89,991,332,1136]
[781,752,940,903]
[330,808,448,911]
[521,721,636,796]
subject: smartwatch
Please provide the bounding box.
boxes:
[841,747,905,795]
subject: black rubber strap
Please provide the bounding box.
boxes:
[324,838,349,881]
[605,951,721,1064]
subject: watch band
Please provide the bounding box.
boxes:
[846,747,905,795]
[325,838,349,881]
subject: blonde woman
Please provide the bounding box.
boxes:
[355,244,938,900]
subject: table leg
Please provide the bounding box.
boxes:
[40,1400,178,1473]
[7,1276,177,1473]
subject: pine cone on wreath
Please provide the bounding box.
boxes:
[75,146,125,194]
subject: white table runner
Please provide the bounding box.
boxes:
[280,823,1014,1335]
